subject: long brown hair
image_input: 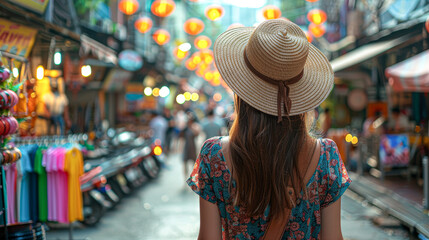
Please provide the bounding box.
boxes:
[229,95,312,218]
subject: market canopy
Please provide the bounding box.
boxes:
[330,35,411,72]
[385,50,429,92]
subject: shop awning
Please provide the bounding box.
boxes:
[330,35,411,72]
[80,35,117,65]
[385,50,429,92]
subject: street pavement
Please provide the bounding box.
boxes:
[47,153,411,240]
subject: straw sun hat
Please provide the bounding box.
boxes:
[214,19,334,121]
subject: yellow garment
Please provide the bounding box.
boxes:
[65,148,84,222]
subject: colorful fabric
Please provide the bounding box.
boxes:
[5,163,17,224]
[27,144,39,222]
[65,148,84,222]
[34,146,48,222]
[0,166,7,225]
[18,146,32,223]
[56,148,69,223]
[187,137,352,240]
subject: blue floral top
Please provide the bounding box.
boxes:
[187,137,351,240]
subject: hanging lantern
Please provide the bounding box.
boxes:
[200,50,214,64]
[184,18,205,35]
[185,58,197,71]
[307,9,327,25]
[306,0,319,2]
[151,0,176,18]
[262,5,281,20]
[173,47,189,60]
[304,31,313,43]
[194,36,212,50]
[196,67,206,77]
[309,23,326,38]
[227,23,244,30]
[205,5,224,21]
[134,17,153,33]
[204,71,214,81]
[153,29,170,45]
[426,16,429,33]
[119,0,139,15]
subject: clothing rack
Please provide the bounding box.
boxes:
[2,134,87,240]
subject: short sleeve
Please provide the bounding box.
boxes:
[321,140,352,208]
[187,141,217,204]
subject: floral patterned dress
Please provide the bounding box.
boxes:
[187,137,352,240]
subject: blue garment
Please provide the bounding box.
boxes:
[18,146,33,223]
[26,145,39,222]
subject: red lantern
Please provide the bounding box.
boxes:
[309,23,325,38]
[194,36,212,50]
[426,16,429,33]
[151,0,176,17]
[173,47,189,60]
[184,18,205,35]
[119,0,139,15]
[307,9,327,25]
[262,5,281,20]
[205,5,224,21]
[306,0,319,2]
[153,29,170,45]
[134,17,153,33]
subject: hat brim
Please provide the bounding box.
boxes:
[214,27,334,116]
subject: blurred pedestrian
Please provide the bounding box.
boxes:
[149,110,168,147]
[163,108,175,154]
[201,109,223,140]
[181,113,200,181]
[187,19,351,239]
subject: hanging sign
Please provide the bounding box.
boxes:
[13,0,50,14]
[118,50,142,71]
[0,19,37,58]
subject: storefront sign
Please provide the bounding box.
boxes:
[379,134,410,167]
[118,50,142,71]
[0,19,37,58]
[11,0,50,14]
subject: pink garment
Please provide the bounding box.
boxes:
[45,148,58,222]
[56,148,69,223]
[5,163,17,224]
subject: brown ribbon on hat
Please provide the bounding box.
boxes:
[243,48,303,122]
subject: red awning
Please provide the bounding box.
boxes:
[386,50,429,92]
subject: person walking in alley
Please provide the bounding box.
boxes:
[201,109,223,140]
[182,113,201,181]
[187,19,351,239]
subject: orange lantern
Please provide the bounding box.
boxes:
[200,49,214,64]
[426,16,429,33]
[173,47,189,60]
[184,18,205,35]
[191,53,202,65]
[153,29,170,45]
[307,9,327,25]
[305,31,313,43]
[134,17,153,33]
[227,23,244,30]
[306,0,319,2]
[185,58,197,71]
[205,5,224,21]
[204,71,214,81]
[196,67,206,77]
[262,5,281,20]
[151,0,175,17]
[211,77,221,86]
[309,23,325,38]
[194,36,212,50]
[119,0,139,15]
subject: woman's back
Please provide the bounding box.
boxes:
[187,137,351,239]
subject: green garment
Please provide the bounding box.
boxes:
[0,166,7,225]
[34,147,48,222]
